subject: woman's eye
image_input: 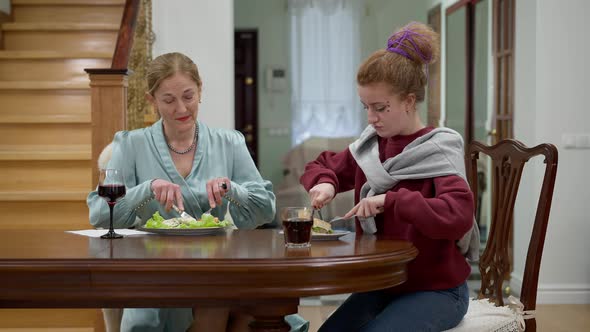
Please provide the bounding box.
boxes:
[184,95,194,100]
[163,99,173,104]
[376,107,387,113]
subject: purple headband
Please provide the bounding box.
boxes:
[386,23,432,80]
[386,23,432,63]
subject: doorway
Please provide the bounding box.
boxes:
[445,0,516,283]
[234,29,259,164]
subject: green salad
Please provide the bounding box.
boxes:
[145,211,231,229]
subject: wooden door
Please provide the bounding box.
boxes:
[427,4,442,127]
[234,29,259,164]
[492,0,515,142]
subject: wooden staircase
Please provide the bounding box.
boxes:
[0,0,126,330]
[0,0,124,231]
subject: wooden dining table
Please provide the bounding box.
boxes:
[0,229,417,332]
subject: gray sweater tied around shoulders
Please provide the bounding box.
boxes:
[349,125,480,262]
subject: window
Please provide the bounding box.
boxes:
[289,0,363,145]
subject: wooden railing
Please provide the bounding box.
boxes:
[85,0,141,187]
[112,0,141,69]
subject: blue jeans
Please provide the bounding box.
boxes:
[318,282,469,332]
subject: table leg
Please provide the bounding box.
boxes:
[239,299,298,332]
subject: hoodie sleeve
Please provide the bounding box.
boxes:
[383,175,474,240]
[300,148,357,193]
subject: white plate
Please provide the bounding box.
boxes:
[138,226,229,236]
[279,230,352,241]
[311,230,352,241]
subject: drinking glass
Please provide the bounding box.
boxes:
[98,169,126,239]
[281,207,313,248]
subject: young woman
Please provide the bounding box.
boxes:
[300,22,479,331]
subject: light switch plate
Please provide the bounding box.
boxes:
[562,133,576,148]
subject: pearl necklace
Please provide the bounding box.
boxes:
[166,125,198,154]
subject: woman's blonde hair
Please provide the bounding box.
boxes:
[146,52,202,95]
[357,22,439,103]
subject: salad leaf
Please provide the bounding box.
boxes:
[145,211,166,228]
[144,211,231,229]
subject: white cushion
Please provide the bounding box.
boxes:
[444,298,523,332]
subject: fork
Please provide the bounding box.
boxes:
[172,204,195,220]
[314,208,324,221]
[328,214,357,224]
[202,207,213,217]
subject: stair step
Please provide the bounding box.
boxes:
[0,80,88,90]
[0,50,113,59]
[0,88,90,124]
[0,328,93,332]
[0,160,91,192]
[0,307,98,332]
[2,24,118,52]
[0,191,88,201]
[0,145,90,160]
[0,123,90,146]
[0,51,111,81]
[13,1,123,24]
[13,0,125,5]
[0,201,90,230]
[2,22,120,31]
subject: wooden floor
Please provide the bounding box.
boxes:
[0,304,586,331]
[298,304,590,332]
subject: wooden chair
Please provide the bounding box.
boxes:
[446,139,558,332]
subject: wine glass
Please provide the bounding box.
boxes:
[98,169,126,239]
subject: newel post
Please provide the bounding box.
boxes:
[85,69,130,188]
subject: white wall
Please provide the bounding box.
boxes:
[152,0,234,129]
[513,0,590,304]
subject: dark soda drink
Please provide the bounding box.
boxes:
[282,218,312,246]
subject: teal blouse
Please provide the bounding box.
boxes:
[87,120,276,229]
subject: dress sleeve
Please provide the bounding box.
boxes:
[225,132,276,229]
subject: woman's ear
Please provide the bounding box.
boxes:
[145,92,155,105]
[145,92,159,117]
[404,93,417,112]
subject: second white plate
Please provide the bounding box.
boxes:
[311,230,352,241]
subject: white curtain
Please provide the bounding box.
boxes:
[289,0,364,146]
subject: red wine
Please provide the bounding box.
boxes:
[282,218,312,244]
[98,184,126,206]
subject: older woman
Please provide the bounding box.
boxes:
[88,52,307,332]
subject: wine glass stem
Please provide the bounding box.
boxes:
[108,203,115,234]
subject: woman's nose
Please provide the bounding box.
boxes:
[367,110,378,124]
[178,101,188,112]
